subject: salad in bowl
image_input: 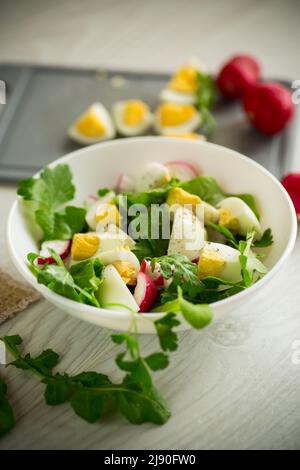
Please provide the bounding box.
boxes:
[8,138,297,333]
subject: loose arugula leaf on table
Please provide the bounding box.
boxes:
[196,71,217,134]
[0,375,16,437]
[27,253,102,307]
[154,313,180,352]
[1,332,173,427]
[17,164,86,241]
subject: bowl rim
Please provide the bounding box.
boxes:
[7,136,298,321]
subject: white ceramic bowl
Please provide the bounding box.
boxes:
[7,137,297,333]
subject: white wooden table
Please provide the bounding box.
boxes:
[0,0,300,450]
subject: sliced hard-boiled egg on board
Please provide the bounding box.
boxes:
[160,59,207,104]
[85,191,116,230]
[168,206,205,260]
[97,265,139,312]
[68,102,115,145]
[112,100,153,136]
[135,162,171,192]
[154,103,201,135]
[218,197,262,240]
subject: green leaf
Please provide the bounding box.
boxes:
[145,352,169,371]
[0,376,16,437]
[97,188,110,198]
[154,313,180,352]
[116,355,152,389]
[18,164,86,242]
[253,228,273,247]
[178,287,213,329]
[238,230,268,287]
[196,71,217,134]
[152,254,203,298]
[28,254,100,307]
[43,374,75,405]
[18,164,75,210]
[70,258,104,292]
[207,222,238,248]
[118,381,171,425]
[179,176,226,206]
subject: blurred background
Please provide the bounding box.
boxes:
[0,0,299,78]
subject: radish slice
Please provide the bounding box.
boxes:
[116,173,136,193]
[165,160,201,181]
[134,272,158,312]
[192,257,199,264]
[140,259,164,287]
[37,240,71,265]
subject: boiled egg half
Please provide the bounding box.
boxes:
[112,100,153,136]
[154,103,201,135]
[68,102,115,145]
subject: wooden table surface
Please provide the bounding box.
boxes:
[0,0,300,450]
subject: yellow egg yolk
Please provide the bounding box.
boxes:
[198,249,225,279]
[95,203,120,227]
[159,103,196,127]
[75,107,106,138]
[169,66,198,93]
[113,261,137,285]
[164,132,204,140]
[71,233,100,261]
[219,208,240,233]
[123,101,147,126]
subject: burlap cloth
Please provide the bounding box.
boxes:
[0,268,40,324]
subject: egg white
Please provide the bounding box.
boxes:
[218,197,262,240]
[112,100,153,136]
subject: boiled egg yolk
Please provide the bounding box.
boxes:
[75,107,106,138]
[164,132,204,140]
[113,261,137,285]
[219,208,240,233]
[169,66,198,93]
[123,100,147,126]
[95,203,120,227]
[71,233,100,261]
[159,103,196,127]
[198,249,225,279]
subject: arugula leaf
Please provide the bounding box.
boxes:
[207,222,238,248]
[253,228,274,247]
[18,164,86,241]
[145,352,169,371]
[154,313,180,352]
[97,188,110,198]
[28,253,101,307]
[180,176,225,206]
[133,239,155,262]
[0,376,16,437]
[3,334,172,427]
[238,230,268,287]
[70,258,104,292]
[152,254,203,298]
[178,287,212,329]
[196,72,217,134]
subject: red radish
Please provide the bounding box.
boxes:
[243,81,295,135]
[116,173,136,193]
[134,272,158,312]
[140,259,164,286]
[281,173,300,217]
[37,240,71,265]
[192,257,199,264]
[87,194,98,203]
[165,161,200,181]
[217,54,260,99]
